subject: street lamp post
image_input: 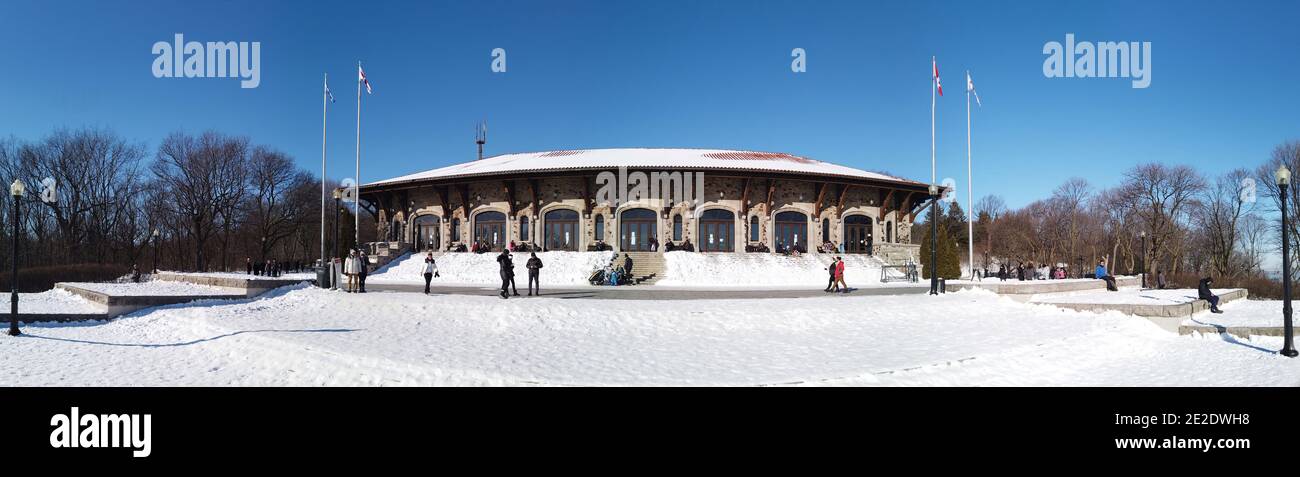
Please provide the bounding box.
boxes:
[9,179,24,336]
[152,229,160,274]
[1278,165,1297,357]
[929,184,939,296]
[1140,231,1147,288]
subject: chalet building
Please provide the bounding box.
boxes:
[359,148,933,261]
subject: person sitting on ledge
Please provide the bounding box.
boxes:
[682,238,695,252]
[1198,277,1224,314]
[1095,258,1117,292]
[664,240,677,252]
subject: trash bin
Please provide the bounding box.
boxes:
[316,265,331,289]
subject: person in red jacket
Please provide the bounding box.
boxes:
[835,257,848,293]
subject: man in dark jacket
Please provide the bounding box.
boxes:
[623,253,633,282]
[357,251,368,292]
[497,250,514,299]
[1198,277,1223,313]
[526,252,543,296]
[824,257,839,292]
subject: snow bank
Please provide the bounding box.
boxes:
[14,288,103,314]
[656,251,900,287]
[368,251,613,286]
[9,285,1300,386]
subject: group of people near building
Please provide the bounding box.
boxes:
[990,262,1070,281]
[246,257,309,277]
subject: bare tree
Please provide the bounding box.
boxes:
[151,131,249,271]
[1122,163,1206,279]
[246,146,312,262]
[1197,169,1255,278]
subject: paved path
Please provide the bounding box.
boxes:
[365,283,930,300]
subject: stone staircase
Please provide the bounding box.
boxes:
[620,251,666,285]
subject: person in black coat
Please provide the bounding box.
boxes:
[497,250,515,299]
[622,253,633,281]
[1198,277,1223,313]
[357,251,368,292]
[824,257,839,292]
[526,252,543,296]
[246,257,253,275]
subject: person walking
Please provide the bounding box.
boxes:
[246,257,253,275]
[357,250,369,293]
[422,252,439,294]
[497,249,514,299]
[344,250,359,292]
[622,253,634,285]
[824,257,839,292]
[526,252,543,296]
[835,256,848,293]
[1157,270,1167,289]
[1198,277,1224,313]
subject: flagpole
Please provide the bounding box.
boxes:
[355,61,362,254]
[966,71,974,280]
[321,72,329,269]
[931,57,936,185]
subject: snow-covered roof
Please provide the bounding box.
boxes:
[363,148,925,188]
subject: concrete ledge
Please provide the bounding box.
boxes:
[1180,324,1297,339]
[54,283,250,316]
[15,313,111,323]
[153,272,310,295]
[1041,288,1248,333]
[949,276,1140,295]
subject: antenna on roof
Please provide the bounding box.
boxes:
[475,120,488,160]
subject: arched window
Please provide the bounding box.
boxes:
[619,208,658,251]
[474,211,507,250]
[886,221,893,243]
[698,209,735,252]
[412,215,440,251]
[774,211,808,253]
[750,216,759,242]
[451,218,461,240]
[821,218,830,244]
[520,216,530,243]
[672,214,683,241]
[595,214,605,241]
[844,215,874,254]
[544,209,580,251]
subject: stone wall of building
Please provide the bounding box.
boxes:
[372,173,916,254]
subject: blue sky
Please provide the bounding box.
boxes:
[1,0,1297,209]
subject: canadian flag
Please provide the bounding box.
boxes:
[358,65,372,94]
[933,57,943,96]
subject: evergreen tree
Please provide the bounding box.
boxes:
[919,217,962,279]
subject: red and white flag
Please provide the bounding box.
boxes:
[358,65,373,94]
[933,57,943,96]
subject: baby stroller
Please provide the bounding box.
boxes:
[588,268,607,285]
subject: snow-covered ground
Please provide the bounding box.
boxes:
[4,285,1298,386]
[368,251,612,286]
[11,289,104,314]
[63,281,243,296]
[656,251,902,287]
[1030,288,1236,305]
